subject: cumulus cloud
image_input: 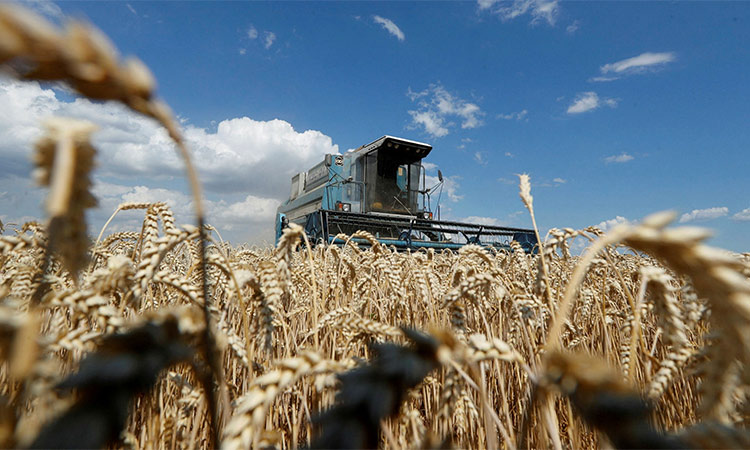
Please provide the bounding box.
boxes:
[566,91,618,114]
[679,207,729,223]
[566,92,598,114]
[212,194,278,227]
[566,20,580,34]
[733,208,750,221]
[0,78,339,243]
[244,25,275,51]
[2,80,338,194]
[263,31,276,49]
[22,0,63,22]
[373,15,405,41]
[498,109,528,121]
[407,84,484,138]
[409,111,448,138]
[247,25,258,39]
[604,153,634,164]
[428,176,462,203]
[462,216,505,227]
[478,0,560,26]
[596,216,631,231]
[89,182,281,244]
[423,164,462,203]
[185,117,339,196]
[477,0,499,9]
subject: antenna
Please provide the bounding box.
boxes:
[436,179,444,220]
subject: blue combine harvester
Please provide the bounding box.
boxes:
[275,136,537,252]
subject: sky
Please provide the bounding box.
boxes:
[1,0,749,251]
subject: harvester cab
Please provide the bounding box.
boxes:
[275,136,538,252]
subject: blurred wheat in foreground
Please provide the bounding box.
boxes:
[2,4,750,449]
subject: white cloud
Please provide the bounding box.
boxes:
[0,80,58,173]
[457,104,482,129]
[408,111,448,138]
[566,20,580,34]
[0,78,339,243]
[498,109,528,121]
[22,0,63,22]
[186,117,339,196]
[566,91,618,114]
[593,52,676,81]
[477,0,499,9]
[536,177,567,188]
[239,48,247,55]
[596,216,631,231]
[473,152,488,165]
[504,152,514,158]
[373,15,405,41]
[601,52,676,75]
[264,31,276,49]
[679,207,729,223]
[126,3,137,15]
[407,83,484,138]
[245,26,275,51]
[462,216,505,227]
[604,153,634,164]
[121,186,193,211]
[732,208,750,221]
[212,194,278,227]
[91,183,280,244]
[566,92,598,114]
[424,164,462,203]
[589,76,619,83]
[478,0,560,26]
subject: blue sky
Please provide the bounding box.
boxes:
[1,0,749,250]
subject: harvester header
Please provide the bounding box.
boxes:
[275,136,537,252]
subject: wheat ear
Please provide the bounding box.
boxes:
[1,5,222,441]
[221,351,349,450]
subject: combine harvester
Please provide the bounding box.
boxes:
[275,136,538,252]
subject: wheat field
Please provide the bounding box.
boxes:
[2,4,750,449]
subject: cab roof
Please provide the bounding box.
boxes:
[350,135,433,159]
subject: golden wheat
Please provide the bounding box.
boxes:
[2,4,750,449]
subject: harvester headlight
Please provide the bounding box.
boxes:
[336,202,351,212]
